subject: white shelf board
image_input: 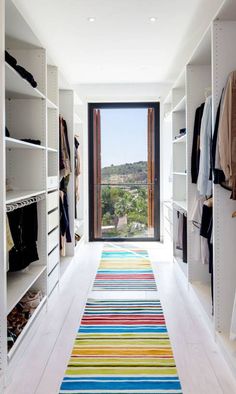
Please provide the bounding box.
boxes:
[7,265,46,314]
[47,98,58,109]
[173,134,186,144]
[5,63,46,100]
[172,95,186,113]
[5,137,46,150]
[190,281,212,321]
[6,190,46,204]
[173,171,187,176]
[8,296,47,360]
[173,200,187,212]
[47,147,58,153]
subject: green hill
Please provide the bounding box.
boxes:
[101,161,147,184]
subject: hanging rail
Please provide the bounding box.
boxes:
[6,194,45,212]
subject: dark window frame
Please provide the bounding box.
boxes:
[88,102,160,242]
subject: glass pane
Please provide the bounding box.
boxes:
[100,108,148,185]
[98,185,154,239]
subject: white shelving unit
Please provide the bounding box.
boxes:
[0,0,60,382]
[162,0,236,378]
[59,90,85,277]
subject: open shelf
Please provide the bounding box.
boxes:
[8,296,47,360]
[75,234,85,253]
[173,171,187,176]
[173,134,186,144]
[173,200,187,212]
[7,265,46,314]
[172,95,186,113]
[5,63,46,100]
[47,147,58,153]
[5,137,46,150]
[6,190,46,204]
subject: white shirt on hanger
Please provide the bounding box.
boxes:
[197,96,212,197]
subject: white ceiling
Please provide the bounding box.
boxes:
[14,0,223,85]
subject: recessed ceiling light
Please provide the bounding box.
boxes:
[88,17,95,22]
[149,17,157,23]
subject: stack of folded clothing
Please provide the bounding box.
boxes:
[7,290,43,350]
[5,50,38,88]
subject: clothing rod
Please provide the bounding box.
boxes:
[6,194,45,212]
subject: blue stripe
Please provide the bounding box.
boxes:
[60,380,182,390]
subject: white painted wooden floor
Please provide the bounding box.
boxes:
[4,241,236,394]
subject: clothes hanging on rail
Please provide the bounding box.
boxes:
[60,116,71,178]
[7,203,39,272]
[211,90,226,185]
[174,210,187,263]
[200,201,213,303]
[59,116,72,255]
[74,135,81,202]
[6,215,14,252]
[217,71,236,199]
[189,195,209,265]
[191,103,205,183]
[197,96,212,197]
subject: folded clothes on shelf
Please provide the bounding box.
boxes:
[5,50,38,88]
[21,139,41,145]
[7,290,43,351]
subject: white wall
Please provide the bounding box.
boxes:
[73,82,171,242]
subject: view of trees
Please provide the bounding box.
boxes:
[101,161,148,237]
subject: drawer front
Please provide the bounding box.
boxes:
[48,209,59,233]
[48,264,59,295]
[48,246,59,274]
[47,191,59,212]
[47,176,58,190]
[48,227,59,254]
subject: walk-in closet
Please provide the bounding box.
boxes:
[2,0,236,393]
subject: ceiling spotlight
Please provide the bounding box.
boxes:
[149,17,157,23]
[88,17,95,22]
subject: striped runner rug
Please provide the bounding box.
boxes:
[93,243,157,291]
[59,299,182,393]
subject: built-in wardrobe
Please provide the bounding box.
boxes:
[0,0,84,388]
[163,0,236,377]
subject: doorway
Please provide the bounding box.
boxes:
[88,102,160,241]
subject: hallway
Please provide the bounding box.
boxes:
[4,242,236,394]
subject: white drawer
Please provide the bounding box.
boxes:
[48,264,59,295]
[47,191,59,212]
[48,246,59,274]
[47,176,58,190]
[48,227,59,254]
[48,209,59,233]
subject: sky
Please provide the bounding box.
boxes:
[100,108,148,168]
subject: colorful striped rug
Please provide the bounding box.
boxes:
[93,243,157,291]
[59,299,182,393]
